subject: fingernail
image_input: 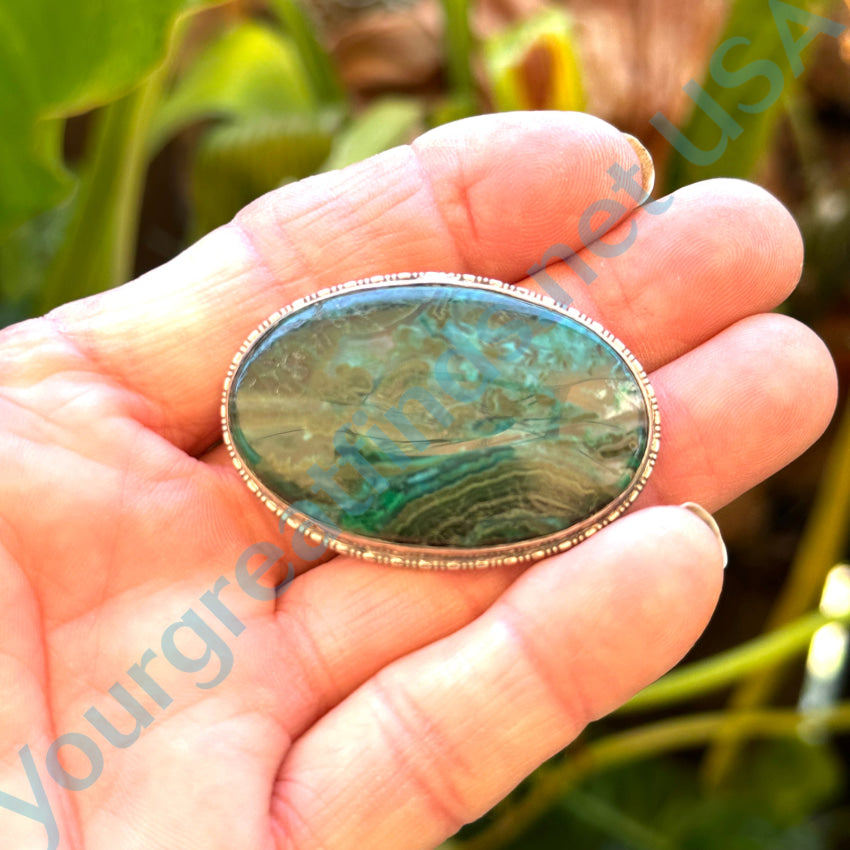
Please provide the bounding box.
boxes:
[680,502,728,569]
[622,133,655,202]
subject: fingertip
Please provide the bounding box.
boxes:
[645,309,838,511]
[689,177,804,302]
[738,312,838,446]
[622,505,725,619]
[539,504,726,641]
[410,111,646,276]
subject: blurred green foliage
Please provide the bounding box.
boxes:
[1,0,849,847]
[663,0,840,190]
[0,0,587,319]
[0,0,213,229]
[495,739,842,850]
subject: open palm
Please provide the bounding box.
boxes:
[0,112,837,850]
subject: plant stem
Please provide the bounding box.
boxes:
[702,398,850,786]
[37,66,167,312]
[268,0,343,105]
[440,0,475,110]
[456,704,850,850]
[619,610,843,714]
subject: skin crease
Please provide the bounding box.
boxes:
[0,111,838,849]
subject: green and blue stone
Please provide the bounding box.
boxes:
[223,273,658,568]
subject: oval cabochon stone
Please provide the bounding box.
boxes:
[223,274,659,568]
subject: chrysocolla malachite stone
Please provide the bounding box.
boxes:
[223,273,658,568]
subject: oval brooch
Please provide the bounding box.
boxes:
[222,272,659,568]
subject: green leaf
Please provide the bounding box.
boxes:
[502,805,603,850]
[0,0,220,233]
[149,21,319,154]
[723,738,842,826]
[190,112,339,237]
[671,797,828,850]
[560,790,674,850]
[321,98,424,173]
[0,204,71,310]
[483,6,585,112]
[662,0,837,190]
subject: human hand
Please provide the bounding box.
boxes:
[0,111,836,849]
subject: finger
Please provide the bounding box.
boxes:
[34,112,651,452]
[270,506,724,849]
[639,312,837,509]
[520,177,804,370]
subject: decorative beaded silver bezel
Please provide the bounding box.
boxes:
[222,272,660,569]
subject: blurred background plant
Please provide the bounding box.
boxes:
[2,0,850,846]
